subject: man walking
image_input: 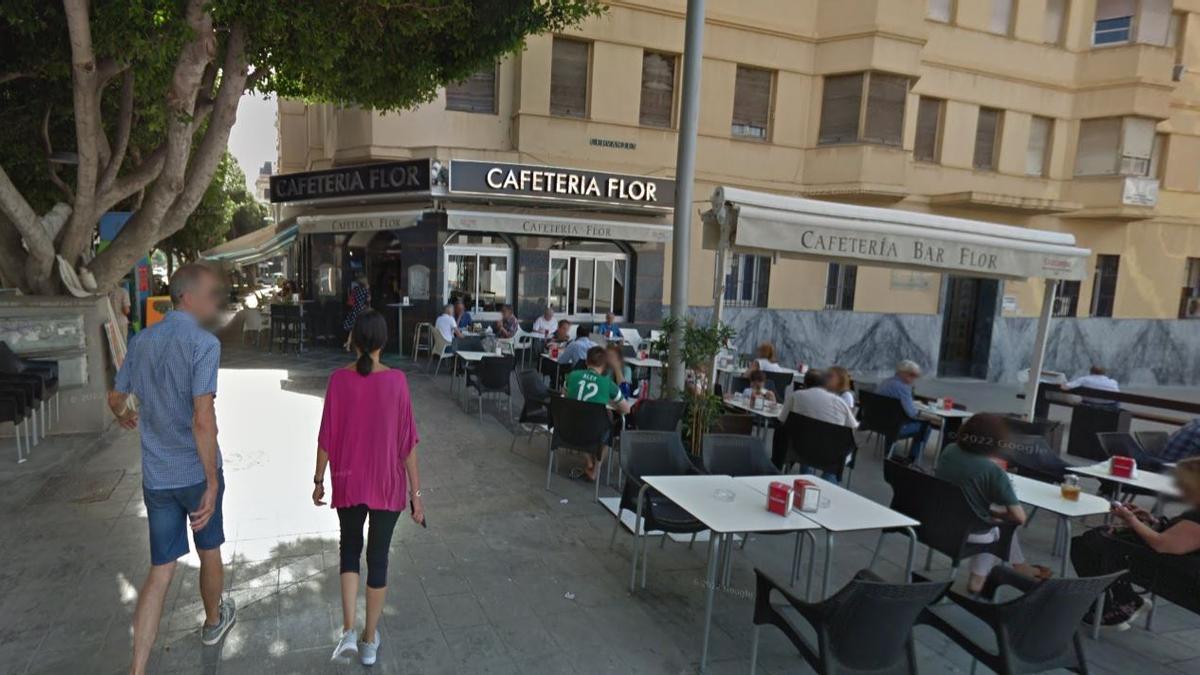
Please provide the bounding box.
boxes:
[108,263,235,674]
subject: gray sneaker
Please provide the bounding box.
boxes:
[200,598,236,645]
[360,629,380,666]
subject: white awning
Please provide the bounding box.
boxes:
[296,209,424,234]
[446,208,672,243]
[703,187,1090,281]
[201,224,297,266]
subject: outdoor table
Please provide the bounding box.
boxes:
[1007,473,1110,577]
[721,396,785,438]
[914,402,972,455]
[735,474,919,599]
[452,350,490,405]
[1067,462,1180,515]
[642,474,819,673]
[625,356,663,397]
[540,353,567,389]
[385,301,411,358]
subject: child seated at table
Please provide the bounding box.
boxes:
[742,369,776,403]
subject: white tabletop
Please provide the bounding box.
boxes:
[1068,463,1181,498]
[735,475,919,532]
[626,357,663,368]
[716,364,800,376]
[1008,474,1111,518]
[915,403,973,419]
[723,396,785,419]
[455,351,491,362]
[642,475,820,535]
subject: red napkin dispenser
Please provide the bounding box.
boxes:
[793,479,821,513]
[1110,456,1136,478]
[767,481,794,516]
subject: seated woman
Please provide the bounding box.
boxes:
[934,413,1050,593]
[1071,457,1200,629]
[826,365,855,409]
[741,369,776,403]
[744,341,784,375]
[605,343,633,400]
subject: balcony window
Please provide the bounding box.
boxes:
[445,66,497,114]
[914,97,944,162]
[1026,116,1053,177]
[550,38,589,118]
[824,263,857,310]
[1180,258,1200,318]
[724,254,770,308]
[927,0,954,23]
[1044,0,1068,45]
[639,51,676,128]
[818,72,908,147]
[1074,116,1159,177]
[1053,280,1081,317]
[1093,0,1174,47]
[731,65,773,140]
[1089,254,1120,317]
[989,0,1015,35]
[973,107,1003,171]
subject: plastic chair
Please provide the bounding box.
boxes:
[713,413,755,436]
[701,434,778,476]
[783,414,858,485]
[608,430,707,592]
[411,322,433,360]
[0,392,32,463]
[633,399,686,432]
[468,356,515,424]
[0,342,57,433]
[920,566,1123,674]
[871,459,1017,583]
[622,327,644,349]
[241,308,266,346]
[858,390,916,457]
[1133,430,1170,458]
[765,371,795,398]
[0,374,43,446]
[511,371,552,453]
[1091,529,1200,635]
[750,567,950,675]
[1096,431,1166,472]
[430,329,455,376]
[546,396,614,503]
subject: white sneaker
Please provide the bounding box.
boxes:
[331,628,359,662]
[359,629,380,666]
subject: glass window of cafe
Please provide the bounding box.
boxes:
[443,233,513,319]
[308,233,346,300]
[548,239,628,321]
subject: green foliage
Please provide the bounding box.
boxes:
[161,151,243,259]
[649,316,738,454]
[229,197,267,239]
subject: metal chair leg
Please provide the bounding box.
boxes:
[749,625,761,674]
[868,531,886,570]
[924,546,934,571]
[608,508,623,549]
[544,447,555,490]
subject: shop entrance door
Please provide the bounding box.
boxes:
[549,251,628,321]
[938,276,999,379]
[364,231,404,351]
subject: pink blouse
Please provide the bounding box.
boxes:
[318,368,419,511]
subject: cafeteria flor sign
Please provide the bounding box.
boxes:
[270,160,430,204]
[448,160,675,211]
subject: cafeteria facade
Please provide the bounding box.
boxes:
[255,0,1200,386]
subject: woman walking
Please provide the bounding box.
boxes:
[343,276,371,350]
[313,310,424,665]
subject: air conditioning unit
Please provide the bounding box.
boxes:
[1173,63,1186,81]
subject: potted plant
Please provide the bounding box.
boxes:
[650,317,737,454]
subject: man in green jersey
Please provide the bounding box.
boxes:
[564,346,632,481]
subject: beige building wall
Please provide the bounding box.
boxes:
[277,0,1200,321]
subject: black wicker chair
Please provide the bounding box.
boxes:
[783,414,858,486]
[511,370,552,452]
[546,396,614,502]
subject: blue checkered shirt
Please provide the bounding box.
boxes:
[115,310,221,489]
[1161,418,1200,463]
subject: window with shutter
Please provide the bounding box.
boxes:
[445,66,497,114]
[550,38,589,118]
[1090,254,1120,317]
[989,0,1015,35]
[863,73,907,146]
[639,51,676,128]
[1026,116,1053,176]
[914,97,943,162]
[1150,133,1167,180]
[731,66,773,140]
[1044,0,1067,45]
[724,254,770,307]
[1075,117,1122,175]
[824,264,857,310]
[927,0,953,22]
[818,74,864,145]
[1054,280,1081,317]
[1120,117,1155,175]
[1094,0,1134,45]
[1136,0,1172,46]
[973,108,1002,170]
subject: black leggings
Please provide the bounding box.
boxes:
[337,505,401,589]
[1070,527,1141,608]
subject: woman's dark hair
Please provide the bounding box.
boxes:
[351,310,388,376]
[956,413,1009,455]
[749,369,766,384]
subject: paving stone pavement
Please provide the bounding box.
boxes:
[0,344,1197,674]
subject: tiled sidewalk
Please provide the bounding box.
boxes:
[0,345,1197,674]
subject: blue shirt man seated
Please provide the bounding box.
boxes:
[453,299,473,330]
[558,323,597,365]
[875,359,932,463]
[597,312,623,340]
[1162,417,1200,463]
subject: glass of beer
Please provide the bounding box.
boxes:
[1060,475,1081,502]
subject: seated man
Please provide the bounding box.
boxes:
[597,312,623,340]
[434,303,461,350]
[1062,365,1120,406]
[875,359,932,463]
[1159,416,1200,463]
[774,369,857,476]
[494,304,519,338]
[453,299,473,330]
[532,307,557,338]
[546,319,572,349]
[1071,457,1200,629]
[558,323,596,366]
[565,346,632,481]
[935,413,1049,593]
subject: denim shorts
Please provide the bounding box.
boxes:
[142,472,225,566]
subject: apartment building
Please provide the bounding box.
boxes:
[274,0,1200,384]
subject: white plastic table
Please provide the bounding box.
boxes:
[642,474,819,673]
[915,402,972,456]
[625,356,663,397]
[1008,474,1111,577]
[385,301,410,357]
[736,475,920,598]
[721,396,785,438]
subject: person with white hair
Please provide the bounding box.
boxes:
[875,359,932,463]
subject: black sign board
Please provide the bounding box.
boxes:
[269,160,430,204]
[448,160,674,211]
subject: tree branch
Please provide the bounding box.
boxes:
[60,0,104,265]
[98,145,165,213]
[0,164,57,289]
[0,72,32,85]
[98,69,134,194]
[40,106,75,202]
